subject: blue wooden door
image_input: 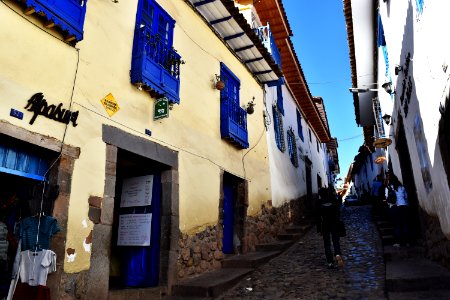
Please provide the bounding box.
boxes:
[222,182,234,254]
[122,173,161,287]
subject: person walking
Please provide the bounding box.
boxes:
[316,187,344,269]
[386,175,409,247]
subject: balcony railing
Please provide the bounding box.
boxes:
[24,0,87,42]
[220,98,249,149]
[255,23,282,70]
[131,29,182,103]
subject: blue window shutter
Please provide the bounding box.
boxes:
[276,84,284,115]
[273,106,285,152]
[131,0,181,104]
[296,110,304,142]
[220,63,248,149]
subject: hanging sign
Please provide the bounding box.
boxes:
[120,175,153,207]
[154,97,169,120]
[117,213,152,246]
[100,93,120,117]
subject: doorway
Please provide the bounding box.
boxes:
[110,149,166,288]
[221,172,246,255]
[396,116,423,242]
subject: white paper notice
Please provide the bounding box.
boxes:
[117,214,152,246]
[120,175,153,207]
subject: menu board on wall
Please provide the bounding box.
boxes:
[120,175,153,207]
[117,213,152,246]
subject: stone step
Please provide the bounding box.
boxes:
[388,290,450,300]
[383,245,426,262]
[285,225,310,234]
[255,240,294,252]
[381,234,395,245]
[379,226,394,235]
[386,258,450,292]
[171,268,253,298]
[221,251,280,269]
[277,233,301,241]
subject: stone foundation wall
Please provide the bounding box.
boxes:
[421,209,450,269]
[177,197,309,279]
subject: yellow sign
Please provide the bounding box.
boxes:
[100,93,120,117]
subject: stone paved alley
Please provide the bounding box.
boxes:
[218,206,386,300]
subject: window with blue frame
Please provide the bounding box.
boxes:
[296,110,304,142]
[272,106,285,152]
[276,83,284,115]
[130,0,183,104]
[220,63,249,149]
[19,0,87,42]
[287,128,298,167]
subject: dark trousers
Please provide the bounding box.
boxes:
[394,205,409,245]
[322,227,341,264]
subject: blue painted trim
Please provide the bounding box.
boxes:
[21,0,87,42]
[220,62,240,84]
[210,16,232,25]
[0,167,46,181]
[194,0,216,7]
[224,32,245,41]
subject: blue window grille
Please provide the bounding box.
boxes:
[416,0,424,15]
[220,63,249,149]
[131,0,182,104]
[20,0,87,42]
[296,110,304,142]
[272,106,285,152]
[276,83,284,115]
[287,128,298,167]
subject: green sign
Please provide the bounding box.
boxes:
[154,97,169,120]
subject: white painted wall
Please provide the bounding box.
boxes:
[265,84,329,207]
[379,0,450,236]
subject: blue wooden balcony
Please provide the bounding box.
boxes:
[23,0,87,42]
[220,98,249,149]
[255,24,282,71]
[131,29,182,104]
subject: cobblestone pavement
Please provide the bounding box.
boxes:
[219,206,387,300]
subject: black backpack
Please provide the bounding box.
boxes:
[387,186,397,204]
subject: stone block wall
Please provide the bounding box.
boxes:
[177,197,309,278]
[421,209,450,269]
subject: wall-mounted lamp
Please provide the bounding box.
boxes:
[245,97,256,114]
[394,65,403,75]
[381,81,395,94]
[382,113,391,125]
[214,74,225,90]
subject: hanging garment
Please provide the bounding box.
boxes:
[16,216,60,251]
[19,250,56,286]
[0,222,8,262]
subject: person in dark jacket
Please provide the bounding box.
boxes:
[316,187,344,269]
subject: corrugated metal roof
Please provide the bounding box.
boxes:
[188,0,282,83]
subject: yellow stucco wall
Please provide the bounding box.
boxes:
[0,0,272,273]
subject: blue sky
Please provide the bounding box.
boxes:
[283,0,364,181]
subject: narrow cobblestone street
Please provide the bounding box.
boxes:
[219,206,386,300]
